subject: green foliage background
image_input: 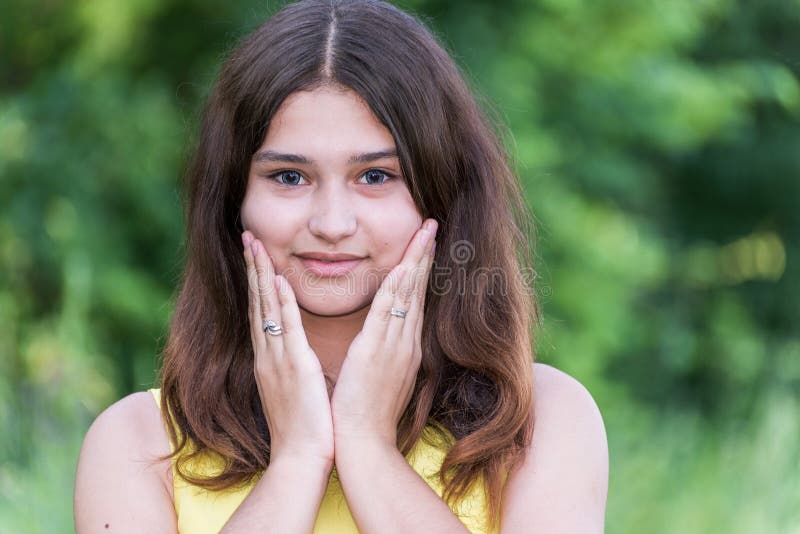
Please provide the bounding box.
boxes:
[1,0,798,531]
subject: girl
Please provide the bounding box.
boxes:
[74,1,608,532]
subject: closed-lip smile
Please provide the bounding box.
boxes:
[296,252,365,278]
[296,252,365,262]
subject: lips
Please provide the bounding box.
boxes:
[297,257,364,277]
[296,252,365,261]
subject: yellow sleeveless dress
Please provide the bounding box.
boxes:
[148,388,499,533]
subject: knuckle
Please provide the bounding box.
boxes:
[283,354,298,373]
[254,358,269,380]
[247,269,259,287]
[258,286,268,300]
[408,264,424,282]
[400,285,414,301]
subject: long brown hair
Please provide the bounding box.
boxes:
[156,0,539,528]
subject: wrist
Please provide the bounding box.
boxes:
[333,426,396,451]
[269,452,334,477]
[334,437,397,468]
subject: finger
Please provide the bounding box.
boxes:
[405,236,435,346]
[399,219,436,277]
[360,263,407,353]
[359,219,434,357]
[395,220,435,313]
[389,221,437,350]
[394,240,435,413]
[384,219,436,358]
[243,233,266,355]
[383,262,418,358]
[273,274,312,367]
[419,238,436,338]
[252,238,284,356]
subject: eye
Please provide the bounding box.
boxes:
[267,170,307,186]
[359,169,396,185]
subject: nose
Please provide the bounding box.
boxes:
[308,183,357,243]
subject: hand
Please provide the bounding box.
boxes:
[330,218,438,449]
[242,231,335,468]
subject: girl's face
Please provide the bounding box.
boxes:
[240,85,423,316]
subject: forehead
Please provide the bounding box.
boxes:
[262,86,395,150]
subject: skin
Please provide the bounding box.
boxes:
[73,85,607,534]
[239,84,438,462]
[240,85,429,386]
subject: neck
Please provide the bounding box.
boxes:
[299,304,370,387]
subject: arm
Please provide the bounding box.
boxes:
[73,390,332,534]
[220,455,333,533]
[500,363,609,533]
[329,221,461,533]
[229,231,337,532]
[74,392,177,534]
[334,440,470,534]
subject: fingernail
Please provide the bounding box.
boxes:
[422,225,435,246]
[424,219,436,233]
[251,240,259,256]
[242,232,252,248]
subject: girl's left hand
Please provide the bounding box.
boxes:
[330,218,438,449]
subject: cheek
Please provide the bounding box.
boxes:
[241,197,297,262]
[366,217,420,264]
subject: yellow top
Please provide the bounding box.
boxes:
[148,388,498,533]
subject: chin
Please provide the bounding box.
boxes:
[294,289,373,317]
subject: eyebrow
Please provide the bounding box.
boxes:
[252,149,399,165]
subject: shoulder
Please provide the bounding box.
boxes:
[530,363,607,461]
[78,391,172,467]
[532,363,605,426]
[499,363,609,533]
[74,391,176,533]
[83,390,160,434]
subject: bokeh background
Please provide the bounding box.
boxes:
[1,0,798,532]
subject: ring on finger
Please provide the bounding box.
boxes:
[262,319,284,336]
[390,307,408,319]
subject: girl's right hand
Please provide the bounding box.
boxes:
[242,231,335,468]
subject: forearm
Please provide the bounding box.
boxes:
[220,456,333,534]
[335,440,470,534]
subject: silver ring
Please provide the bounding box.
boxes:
[390,307,407,319]
[262,319,283,336]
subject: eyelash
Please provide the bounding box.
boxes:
[266,169,397,187]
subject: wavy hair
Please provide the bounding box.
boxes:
[156,0,540,528]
